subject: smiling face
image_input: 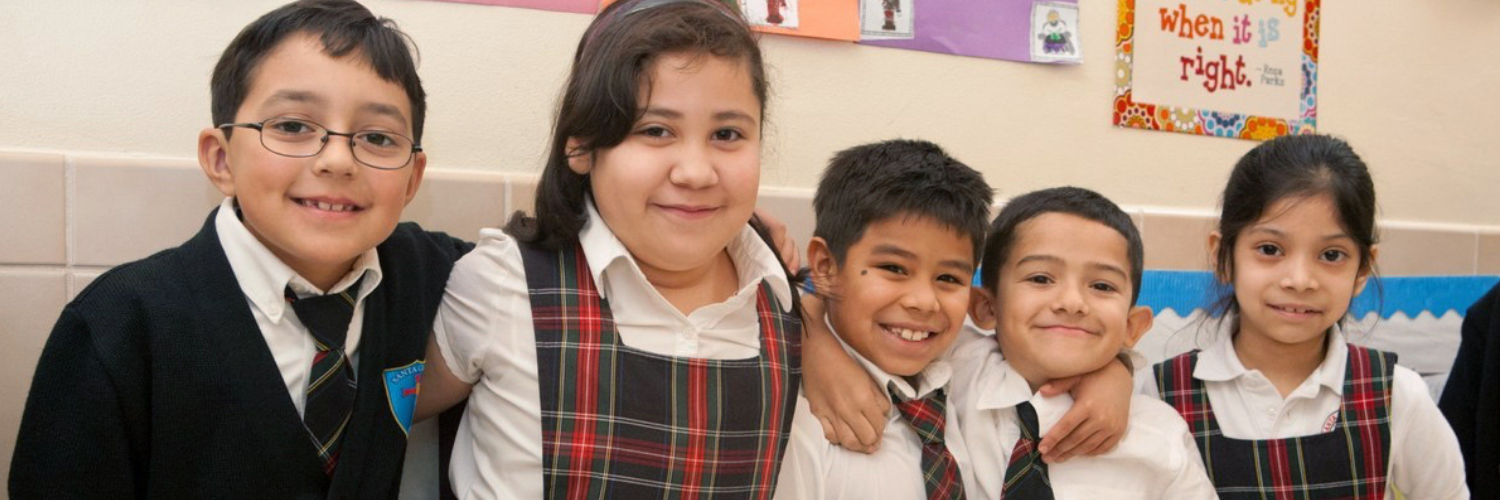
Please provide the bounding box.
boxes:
[572,52,761,282]
[973,212,1152,389]
[198,33,425,289]
[813,215,976,377]
[1217,194,1372,352]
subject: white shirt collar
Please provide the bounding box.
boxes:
[827,317,954,420]
[974,354,1040,412]
[1195,327,1349,396]
[214,198,382,322]
[576,197,793,312]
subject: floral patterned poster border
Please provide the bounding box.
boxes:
[1112,0,1320,141]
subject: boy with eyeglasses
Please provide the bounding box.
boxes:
[9,1,471,498]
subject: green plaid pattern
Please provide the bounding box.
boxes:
[1153,344,1394,500]
[890,386,966,500]
[521,243,801,500]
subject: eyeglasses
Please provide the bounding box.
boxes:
[218,117,422,170]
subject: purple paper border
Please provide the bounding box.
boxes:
[862,0,1077,63]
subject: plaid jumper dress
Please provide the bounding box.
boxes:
[1153,344,1395,500]
[520,242,802,500]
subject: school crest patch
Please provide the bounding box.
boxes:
[382,360,425,435]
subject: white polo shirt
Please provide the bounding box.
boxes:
[1137,329,1469,499]
[433,200,793,499]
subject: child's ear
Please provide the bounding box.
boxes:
[198,127,235,197]
[1207,230,1229,283]
[968,286,997,330]
[1123,305,1155,348]
[806,237,837,285]
[402,151,428,206]
[1354,244,1379,296]
[564,138,592,175]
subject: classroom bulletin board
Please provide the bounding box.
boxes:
[1113,0,1319,140]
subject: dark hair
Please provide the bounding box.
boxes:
[813,139,993,267]
[981,187,1145,305]
[505,0,767,250]
[211,0,427,141]
[1210,134,1378,321]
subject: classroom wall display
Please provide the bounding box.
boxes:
[424,0,599,14]
[1030,2,1081,63]
[860,0,914,41]
[742,0,799,30]
[598,0,860,41]
[1114,0,1318,140]
[861,0,1082,65]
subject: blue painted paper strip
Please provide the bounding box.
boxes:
[1133,271,1499,319]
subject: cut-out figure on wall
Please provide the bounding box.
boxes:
[766,0,787,24]
[882,0,900,30]
[1040,9,1073,54]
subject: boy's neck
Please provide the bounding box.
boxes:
[296,262,358,293]
[1009,361,1050,396]
[1232,328,1328,398]
[638,249,738,316]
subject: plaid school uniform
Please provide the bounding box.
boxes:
[520,242,802,500]
[1153,344,1395,500]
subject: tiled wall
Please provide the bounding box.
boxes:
[2,149,1497,488]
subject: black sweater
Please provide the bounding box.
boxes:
[9,211,471,499]
[1439,282,1500,498]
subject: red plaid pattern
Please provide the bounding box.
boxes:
[1153,344,1394,500]
[892,387,966,500]
[522,243,801,499]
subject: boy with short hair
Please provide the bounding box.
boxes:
[9,1,470,497]
[954,187,1216,498]
[774,139,994,499]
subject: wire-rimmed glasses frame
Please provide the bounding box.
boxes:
[217,117,422,170]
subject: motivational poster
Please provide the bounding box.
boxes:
[1114,0,1319,139]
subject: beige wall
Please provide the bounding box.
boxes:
[2,0,1499,224]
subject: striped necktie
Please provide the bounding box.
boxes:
[891,386,966,500]
[1002,401,1055,500]
[285,278,362,477]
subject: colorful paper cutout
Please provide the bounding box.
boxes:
[1114,0,1319,140]
[862,0,1081,64]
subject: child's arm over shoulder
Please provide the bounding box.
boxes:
[415,229,524,422]
[1038,356,1133,463]
[11,304,144,497]
[799,294,889,454]
[1389,365,1470,499]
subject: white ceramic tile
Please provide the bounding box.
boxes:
[1142,212,1215,271]
[403,169,508,242]
[0,268,68,488]
[1379,225,1477,276]
[0,151,67,265]
[73,156,221,266]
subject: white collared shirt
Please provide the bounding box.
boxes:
[952,332,1218,499]
[214,197,382,416]
[773,322,969,500]
[433,200,793,500]
[1137,329,1469,499]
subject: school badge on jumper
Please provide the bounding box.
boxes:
[382,360,425,435]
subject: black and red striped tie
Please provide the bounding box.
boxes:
[285,279,361,477]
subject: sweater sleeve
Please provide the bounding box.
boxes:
[1438,283,1500,493]
[9,308,143,499]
